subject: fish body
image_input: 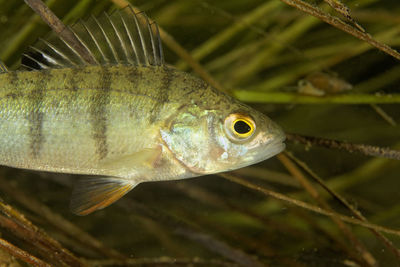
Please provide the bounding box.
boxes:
[0,8,285,215]
[0,65,197,180]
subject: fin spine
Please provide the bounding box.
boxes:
[22,53,49,69]
[70,25,100,65]
[39,37,76,67]
[109,11,129,63]
[59,29,87,66]
[133,11,149,65]
[151,21,163,65]
[97,14,119,63]
[120,12,139,64]
[23,7,164,69]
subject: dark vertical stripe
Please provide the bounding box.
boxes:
[4,71,22,99]
[27,70,48,158]
[8,71,19,88]
[124,66,143,121]
[68,68,80,106]
[70,68,80,92]
[149,66,171,124]
[126,66,141,89]
[90,67,111,160]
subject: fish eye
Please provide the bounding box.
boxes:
[224,114,256,141]
[233,119,252,136]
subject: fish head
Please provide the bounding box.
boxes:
[208,104,286,173]
[161,95,285,176]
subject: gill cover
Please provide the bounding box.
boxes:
[161,111,220,174]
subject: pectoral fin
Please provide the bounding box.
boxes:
[101,147,162,172]
[70,177,137,216]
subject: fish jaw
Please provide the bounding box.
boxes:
[228,131,286,171]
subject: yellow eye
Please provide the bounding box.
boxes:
[232,119,254,137]
[224,114,256,141]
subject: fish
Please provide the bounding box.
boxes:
[297,72,353,96]
[0,7,285,215]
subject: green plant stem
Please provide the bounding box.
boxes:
[279,0,400,61]
[233,91,400,104]
[176,1,282,70]
[220,173,400,237]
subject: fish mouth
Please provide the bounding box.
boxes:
[235,137,285,169]
[263,139,285,158]
[269,140,286,156]
[224,137,285,172]
[254,133,286,162]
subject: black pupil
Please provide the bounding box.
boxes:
[234,120,251,134]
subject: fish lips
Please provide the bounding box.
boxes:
[226,135,286,172]
[253,136,286,164]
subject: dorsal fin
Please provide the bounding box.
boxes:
[22,7,164,70]
[0,61,8,73]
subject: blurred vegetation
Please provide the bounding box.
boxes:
[0,0,399,266]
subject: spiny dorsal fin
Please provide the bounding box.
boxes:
[0,61,8,73]
[22,7,164,70]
